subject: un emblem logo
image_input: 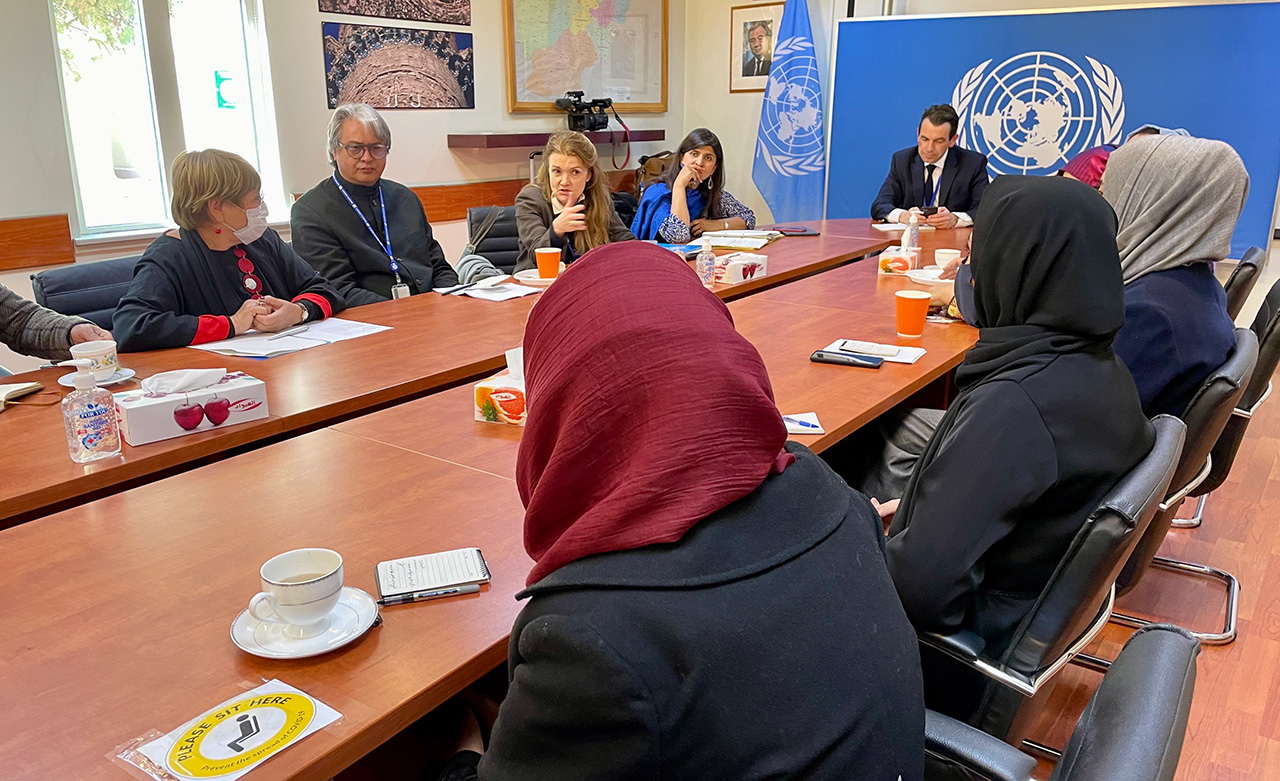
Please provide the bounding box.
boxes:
[952,52,1126,177]
[756,37,825,178]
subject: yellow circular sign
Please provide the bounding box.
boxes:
[166,692,316,778]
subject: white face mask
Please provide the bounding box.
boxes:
[226,202,269,244]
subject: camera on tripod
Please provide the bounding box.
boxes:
[553,91,613,132]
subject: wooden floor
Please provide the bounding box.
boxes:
[1029,247,1280,779]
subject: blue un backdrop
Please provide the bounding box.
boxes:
[826,3,1280,257]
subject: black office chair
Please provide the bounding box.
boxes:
[924,624,1199,781]
[919,415,1184,751]
[1114,328,1258,645]
[1223,246,1266,320]
[1174,276,1280,530]
[465,206,519,273]
[30,255,141,329]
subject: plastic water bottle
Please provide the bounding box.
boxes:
[60,359,121,463]
[696,238,716,288]
[903,213,920,251]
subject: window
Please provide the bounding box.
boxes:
[51,0,284,236]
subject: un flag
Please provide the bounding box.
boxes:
[752,0,826,223]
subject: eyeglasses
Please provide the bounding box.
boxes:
[338,143,390,160]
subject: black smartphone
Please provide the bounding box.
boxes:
[810,350,884,369]
[921,206,939,217]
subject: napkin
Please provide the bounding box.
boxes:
[506,346,524,383]
[141,368,227,395]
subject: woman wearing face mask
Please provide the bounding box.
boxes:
[114,149,344,352]
[513,131,635,273]
[630,128,756,243]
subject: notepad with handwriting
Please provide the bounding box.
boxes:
[374,547,491,599]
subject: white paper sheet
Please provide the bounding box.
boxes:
[188,318,391,358]
[137,680,341,780]
[782,412,825,435]
[461,283,541,301]
[822,339,925,365]
[871,223,937,233]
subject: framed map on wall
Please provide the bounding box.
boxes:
[503,0,668,113]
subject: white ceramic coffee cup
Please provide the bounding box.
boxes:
[934,248,963,267]
[70,340,119,381]
[248,548,343,638]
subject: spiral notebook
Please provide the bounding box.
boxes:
[374,547,491,599]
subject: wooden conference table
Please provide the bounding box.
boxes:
[0,225,892,527]
[0,225,973,780]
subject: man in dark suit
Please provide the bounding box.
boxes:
[871,104,990,229]
[741,21,771,77]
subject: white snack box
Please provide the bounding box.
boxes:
[113,372,269,446]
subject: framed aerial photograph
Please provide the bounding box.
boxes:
[503,0,668,113]
[317,0,471,26]
[322,22,475,109]
[730,3,784,94]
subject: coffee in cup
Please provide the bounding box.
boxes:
[248,548,343,638]
[70,340,119,381]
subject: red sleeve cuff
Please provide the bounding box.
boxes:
[294,292,333,319]
[193,315,231,344]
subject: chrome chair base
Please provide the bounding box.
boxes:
[1112,556,1239,645]
[1021,739,1062,761]
[1171,494,1208,529]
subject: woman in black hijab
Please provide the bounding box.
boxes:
[884,176,1154,713]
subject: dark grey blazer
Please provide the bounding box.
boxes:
[1,283,85,360]
[513,185,635,273]
[474,443,926,781]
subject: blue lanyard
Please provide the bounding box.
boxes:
[331,174,400,278]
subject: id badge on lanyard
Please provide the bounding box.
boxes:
[333,174,410,298]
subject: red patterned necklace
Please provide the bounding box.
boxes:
[234,247,263,299]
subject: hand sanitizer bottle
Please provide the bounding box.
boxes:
[60,359,122,463]
[696,238,716,288]
[903,213,920,252]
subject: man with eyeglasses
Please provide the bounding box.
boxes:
[291,103,458,306]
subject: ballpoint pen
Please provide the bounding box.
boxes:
[268,325,309,341]
[782,416,820,430]
[377,584,481,606]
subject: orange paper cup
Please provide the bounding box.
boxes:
[535,247,561,279]
[895,289,931,338]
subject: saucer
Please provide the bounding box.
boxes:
[58,368,136,388]
[905,266,952,286]
[514,267,564,287]
[230,586,379,659]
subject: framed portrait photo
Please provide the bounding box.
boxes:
[730,3,784,94]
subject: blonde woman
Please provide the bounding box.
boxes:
[115,149,344,352]
[514,131,635,273]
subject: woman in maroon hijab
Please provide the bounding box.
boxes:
[438,242,924,781]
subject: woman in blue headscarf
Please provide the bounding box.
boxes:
[630,128,756,243]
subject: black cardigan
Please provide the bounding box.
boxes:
[290,173,459,306]
[457,444,925,781]
[113,228,344,352]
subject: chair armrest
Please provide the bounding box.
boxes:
[920,629,1037,697]
[925,710,1036,781]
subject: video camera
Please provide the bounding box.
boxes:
[553,91,613,132]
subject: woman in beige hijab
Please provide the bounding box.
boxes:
[1104,135,1248,417]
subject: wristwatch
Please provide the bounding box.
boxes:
[296,302,311,324]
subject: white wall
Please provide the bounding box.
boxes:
[682,0,842,225]
[264,0,685,197]
[3,2,76,224]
